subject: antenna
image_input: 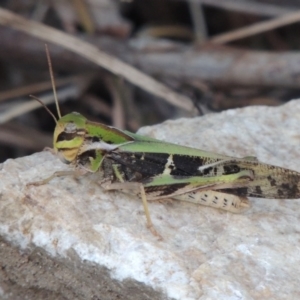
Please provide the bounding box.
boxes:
[45,44,62,119]
[29,95,58,124]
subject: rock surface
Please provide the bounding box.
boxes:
[0,100,300,299]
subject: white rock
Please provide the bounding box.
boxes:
[0,100,300,299]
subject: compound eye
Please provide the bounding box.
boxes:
[65,122,77,133]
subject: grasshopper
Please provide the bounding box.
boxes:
[30,49,300,237]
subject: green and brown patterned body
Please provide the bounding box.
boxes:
[50,112,300,214]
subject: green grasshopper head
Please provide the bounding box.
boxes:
[34,48,134,166]
[54,112,87,164]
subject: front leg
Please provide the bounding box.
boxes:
[27,168,88,186]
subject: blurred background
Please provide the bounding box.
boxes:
[1,0,300,162]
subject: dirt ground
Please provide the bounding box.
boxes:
[0,237,166,300]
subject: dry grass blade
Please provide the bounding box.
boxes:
[188,0,207,42]
[0,8,195,113]
[191,0,293,16]
[82,94,111,118]
[0,76,81,102]
[211,10,300,44]
[73,0,95,34]
[105,76,125,129]
[0,122,52,150]
[0,84,79,124]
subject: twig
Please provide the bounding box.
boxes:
[211,10,300,44]
[0,8,195,113]
[3,27,300,88]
